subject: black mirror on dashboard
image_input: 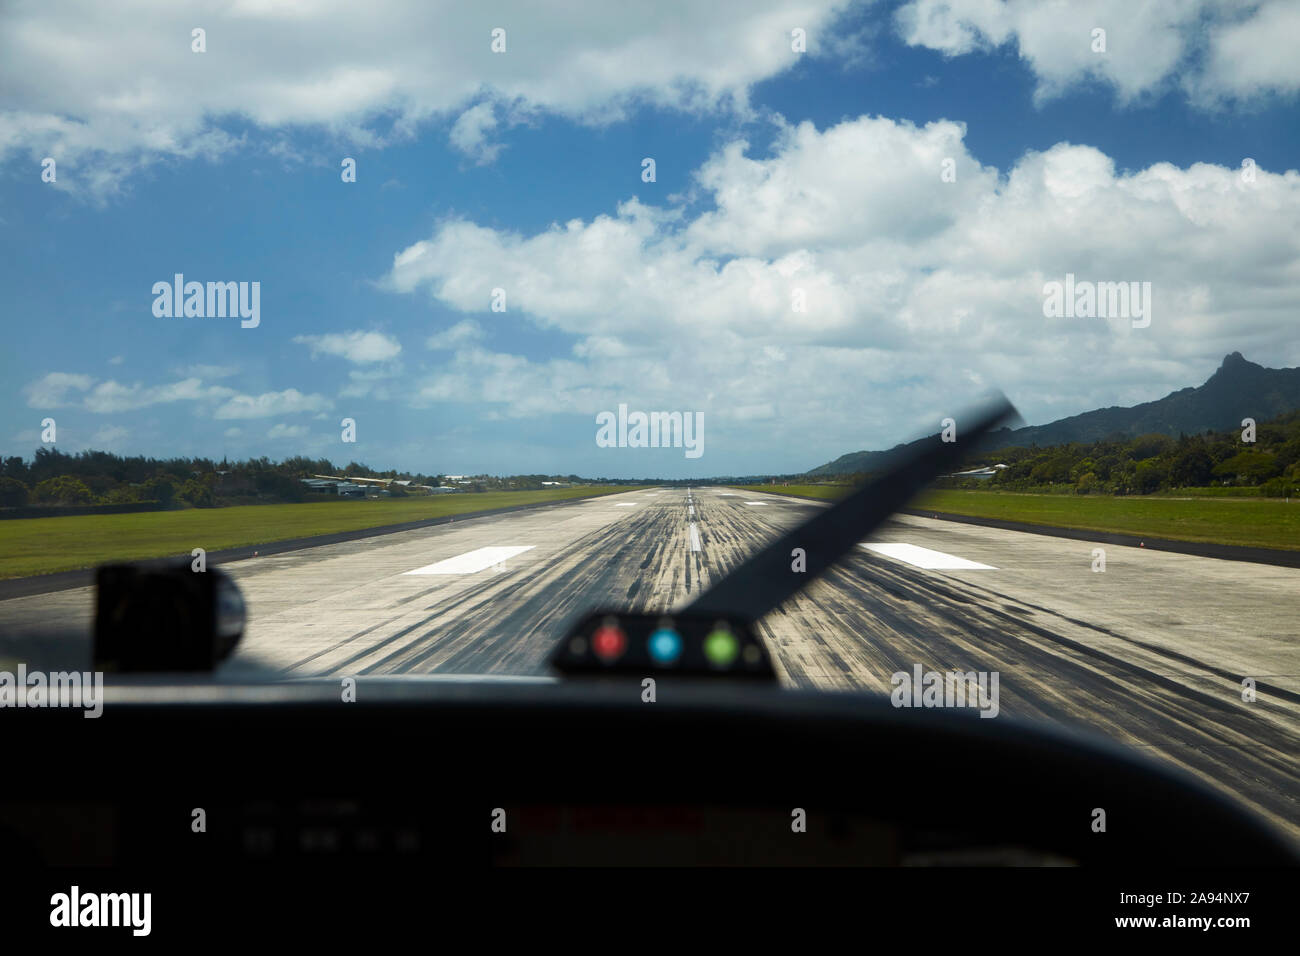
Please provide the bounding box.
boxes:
[92,560,246,672]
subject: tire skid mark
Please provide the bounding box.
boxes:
[286,503,670,674]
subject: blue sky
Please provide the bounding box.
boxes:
[3,0,1299,478]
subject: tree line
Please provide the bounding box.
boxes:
[931,410,1300,496]
[0,450,446,509]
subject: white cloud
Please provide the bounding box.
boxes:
[449,102,504,164]
[425,319,485,350]
[213,388,333,419]
[894,0,1300,107]
[21,371,341,437]
[294,330,402,363]
[413,347,600,417]
[684,116,992,257]
[108,355,124,365]
[267,423,309,440]
[339,365,402,399]
[0,0,857,195]
[384,113,1300,451]
[22,373,236,412]
[1200,0,1300,102]
[83,378,236,413]
[23,372,95,407]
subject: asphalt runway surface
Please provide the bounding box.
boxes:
[1,486,1297,840]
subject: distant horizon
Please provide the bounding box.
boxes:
[7,350,1294,484]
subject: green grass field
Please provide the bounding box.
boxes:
[734,485,1300,552]
[0,486,636,580]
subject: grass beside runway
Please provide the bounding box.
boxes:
[0,486,639,579]
[735,484,848,501]
[731,485,1300,552]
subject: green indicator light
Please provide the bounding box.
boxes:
[703,628,739,667]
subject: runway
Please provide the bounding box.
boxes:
[1,485,1297,839]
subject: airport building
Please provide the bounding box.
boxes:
[300,478,367,497]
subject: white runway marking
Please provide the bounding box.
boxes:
[689,523,702,552]
[614,503,637,507]
[688,504,695,516]
[404,546,536,575]
[859,543,996,570]
[744,501,769,506]
[718,493,737,496]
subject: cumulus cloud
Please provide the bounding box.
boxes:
[0,0,856,196]
[22,373,236,412]
[22,372,95,408]
[894,0,1300,107]
[425,319,485,350]
[449,102,504,164]
[294,330,402,363]
[413,347,604,418]
[22,370,339,433]
[267,423,309,440]
[83,378,236,414]
[339,365,403,400]
[383,113,1300,450]
[213,388,333,420]
[1200,0,1300,102]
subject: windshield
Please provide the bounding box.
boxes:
[1,1,1298,850]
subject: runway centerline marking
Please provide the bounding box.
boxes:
[403,545,536,576]
[859,543,996,570]
[614,503,637,507]
[689,523,702,552]
[744,501,769,506]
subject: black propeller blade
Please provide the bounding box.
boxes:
[685,395,1020,621]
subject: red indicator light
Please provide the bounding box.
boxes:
[592,623,627,661]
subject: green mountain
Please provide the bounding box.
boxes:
[808,352,1300,476]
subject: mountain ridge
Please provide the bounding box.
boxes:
[808,353,1300,476]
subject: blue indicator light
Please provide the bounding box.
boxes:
[648,627,683,664]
